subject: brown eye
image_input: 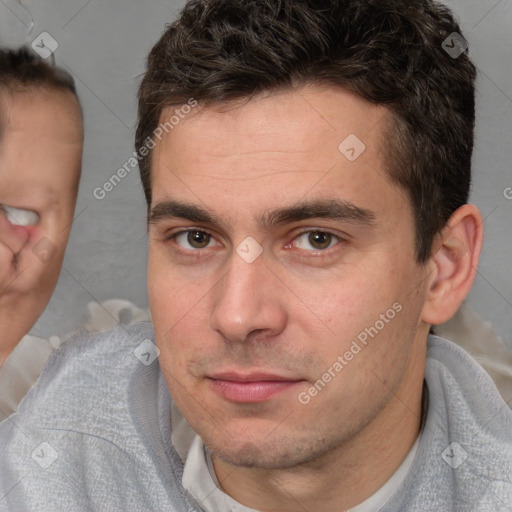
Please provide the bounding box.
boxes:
[187,230,212,248]
[292,230,340,252]
[308,231,333,250]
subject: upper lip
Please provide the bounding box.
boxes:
[208,371,302,382]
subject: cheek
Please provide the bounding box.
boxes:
[148,249,214,352]
[25,248,66,300]
[286,267,387,332]
[286,261,413,367]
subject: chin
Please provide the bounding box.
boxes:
[207,433,336,470]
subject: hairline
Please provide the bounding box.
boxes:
[143,82,402,200]
[0,85,84,141]
[143,86,409,201]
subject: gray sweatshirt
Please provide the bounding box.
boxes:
[1,322,511,511]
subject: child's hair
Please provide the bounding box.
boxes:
[0,46,77,95]
[0,46,83,137]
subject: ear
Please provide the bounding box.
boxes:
[421,204,484,325]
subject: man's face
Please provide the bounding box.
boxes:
[0,90,82,314]
[148,86,431,469]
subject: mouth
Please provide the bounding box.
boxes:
[207,371,304,403]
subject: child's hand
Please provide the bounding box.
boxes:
[0,205,39,295]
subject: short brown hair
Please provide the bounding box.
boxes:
[136,0,476,263]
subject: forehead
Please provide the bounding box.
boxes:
[0,90,83,207]
[0,89,82,142]
[150,86,400,218]
[157,87,387,162]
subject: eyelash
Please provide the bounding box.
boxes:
[164,228,346,257]
[163,228,220,259]
[286,229,343,253]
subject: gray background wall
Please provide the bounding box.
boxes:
[1,0,511,347]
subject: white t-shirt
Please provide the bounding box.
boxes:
[181,432,421,512]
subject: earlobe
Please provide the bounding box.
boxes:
[421,204,483,326]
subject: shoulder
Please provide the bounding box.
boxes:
[426,334,512,428]
[13,321,155,415]
[0,334,55,418]
[42,320,156,367]
[387,335,512,511]
[4,321,157,434]
[0,322,199,511]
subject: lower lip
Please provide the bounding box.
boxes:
[209,379,300,403]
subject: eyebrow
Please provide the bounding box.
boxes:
[259,199,376,230]
[149,200,220,226]
[149,199,376,230]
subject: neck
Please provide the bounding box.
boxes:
[212,346,427,512]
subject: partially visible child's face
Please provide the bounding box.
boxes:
[0,89,83,353]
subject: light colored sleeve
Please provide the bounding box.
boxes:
[0,299,151,419]
[434,303,512,404]
[0,334,60,419]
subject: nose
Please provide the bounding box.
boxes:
[209,249,287,343]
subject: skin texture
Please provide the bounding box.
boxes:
[147,86,483,511]
[0,90,83,364]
